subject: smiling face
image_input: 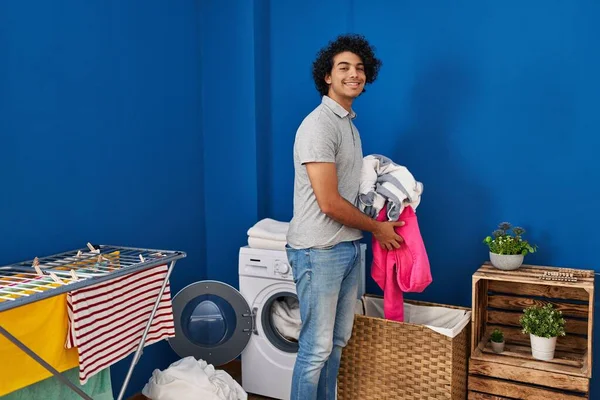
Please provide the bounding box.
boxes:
[324,51,366,110]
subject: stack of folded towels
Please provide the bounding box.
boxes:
[247,218,289,251]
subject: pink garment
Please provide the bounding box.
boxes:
[371,206,432,322]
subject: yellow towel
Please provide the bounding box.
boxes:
[0,294,79,396]
[0,250,121,395]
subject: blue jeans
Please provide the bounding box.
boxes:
[285,240,360,400]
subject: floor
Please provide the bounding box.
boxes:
[221,360,275,400]
[128,359,275,400]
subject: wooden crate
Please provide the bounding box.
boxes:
[468,263,595,399]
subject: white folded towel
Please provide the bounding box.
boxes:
[248,237,286,251]
[247,218,289,242]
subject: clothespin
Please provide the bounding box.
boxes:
[151,252,165,258]
[87,242,100,254]
[33,257,42,276]
[48,272,62,284]
[70,269,79,281]
[139,254,145,263]
[76,250,82,257]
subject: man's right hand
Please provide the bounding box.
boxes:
[304,162,409,246]
[373,220,405,250]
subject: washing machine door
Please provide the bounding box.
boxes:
[169,280,252,366]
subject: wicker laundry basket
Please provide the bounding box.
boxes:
[338,296,471,400]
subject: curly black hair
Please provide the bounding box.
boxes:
[312,34,382,97]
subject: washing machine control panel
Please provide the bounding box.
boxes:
[239,247,293,281]
[273,260,290,276]
[240,244,366,300]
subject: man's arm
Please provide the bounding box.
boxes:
[306,162,404,250]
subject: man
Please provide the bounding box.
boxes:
[285,34,405,400]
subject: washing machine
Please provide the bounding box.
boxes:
[168,244,366,400]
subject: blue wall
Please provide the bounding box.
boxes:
[268,0,600,304]
[2,0,599,397]
[199,0,261,286]
[0,1,205,398]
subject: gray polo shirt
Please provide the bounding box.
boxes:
[287,95,364,249]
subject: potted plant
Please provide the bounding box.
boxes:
[483,222,537,270]
[490,328,505,353]
[519,303,566,361]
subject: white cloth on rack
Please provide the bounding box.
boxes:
[272,297,301,341]
[247,237,286,251]
[247,218,289,242]
[142,356,247,400]
[66,264,175,384]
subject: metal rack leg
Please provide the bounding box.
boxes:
[0,325,93,400]
[116,260,177,400]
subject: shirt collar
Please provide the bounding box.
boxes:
[322,95,357,119]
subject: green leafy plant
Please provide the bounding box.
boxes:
[519,303,566,338]
[490,328,504,343]
[483,222,537,255]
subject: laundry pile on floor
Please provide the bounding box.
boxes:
[142,356,247,400]
[247,218,289,251]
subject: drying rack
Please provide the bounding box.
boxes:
[0,244,186,400]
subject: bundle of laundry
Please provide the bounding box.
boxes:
[271,297,301,341]
[142,356,247,400]
[371,206,432,322]
[271,297,365,343]
[247,218,289,251]
[359,154,424,221]
[359,154,432,322]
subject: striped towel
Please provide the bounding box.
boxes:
[66,264,175,384]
